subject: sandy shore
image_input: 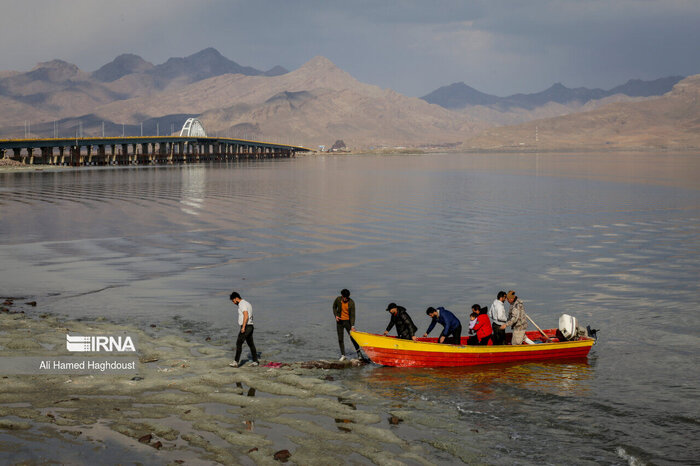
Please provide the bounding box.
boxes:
[0,164,65,173]
[0,299,434,464]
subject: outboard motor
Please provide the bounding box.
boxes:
[559,314,598,341]
[558,314,578,340]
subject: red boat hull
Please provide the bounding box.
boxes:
[351,329,595,368]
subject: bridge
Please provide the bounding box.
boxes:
[0,118,311,166]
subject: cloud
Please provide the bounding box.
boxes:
[0,0,698,95]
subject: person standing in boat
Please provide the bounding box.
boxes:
[383,303,418,340]
[500,290,528,345]
[229,291,259,367]
[471,304,493,345]
[423,306,462,344]
[488,291,508,345]
[332,288,361,361]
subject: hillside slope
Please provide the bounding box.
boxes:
[463,75,700,151]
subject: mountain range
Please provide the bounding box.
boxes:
[462,74,700,151]
[422,77,684,110]
[0,47,697,150]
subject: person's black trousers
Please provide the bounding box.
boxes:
[491,323,506,345]
[235,325,258,362]
[443,324,462,345]
[337,320,359,355]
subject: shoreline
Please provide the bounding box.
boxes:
[0,299,439,464]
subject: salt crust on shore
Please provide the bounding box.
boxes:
[0,309,433,464]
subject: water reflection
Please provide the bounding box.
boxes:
[334,397,357,432]
[362,359,594,400]
[236,382,256,397]
[180,167,206,216]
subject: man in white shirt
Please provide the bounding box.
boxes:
[229,291,259,367]
[488,291,508,345]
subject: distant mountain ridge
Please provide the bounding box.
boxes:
[0,48,696,150]
[92,54,154,82]
[462,75,700,151]
[92,47,289,85]
[423,76,685,110]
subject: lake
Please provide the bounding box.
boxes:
[1,152,698,464]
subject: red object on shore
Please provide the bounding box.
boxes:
[350,329,595,368]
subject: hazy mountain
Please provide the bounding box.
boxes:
[608,76,685,97]
[0,48,288,127]
[0,50,695,150]
[0,60,125,126]
[0,60,85,96]
[148,47,265,84]
[423,76,684,110]
[92,54,154,82]
[94,56,486,148]
[503,83,608,109]
[462,74,700,151]
[264,65,289,77]
[420,82,502,109]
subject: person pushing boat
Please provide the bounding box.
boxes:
[332,288,361,361]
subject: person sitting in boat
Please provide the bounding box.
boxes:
[423,306,462,345]
[471,304,493,346]
[383,303,418,340]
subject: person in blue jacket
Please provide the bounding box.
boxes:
[422,306,462,344]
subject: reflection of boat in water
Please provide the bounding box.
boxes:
[360,358,594,399]
[350,329,595,368]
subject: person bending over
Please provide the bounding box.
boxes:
[423,306,462,345]
[383,303,418,340]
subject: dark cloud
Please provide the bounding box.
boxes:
[0,0,698,96]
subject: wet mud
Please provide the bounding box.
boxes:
[0,300,433,464]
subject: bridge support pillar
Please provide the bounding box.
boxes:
[98,145,106,165]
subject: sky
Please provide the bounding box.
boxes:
[1,0,699,97]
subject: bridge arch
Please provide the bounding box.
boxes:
[179,118,207,137]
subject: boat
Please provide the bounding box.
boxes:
[350,327,596,368]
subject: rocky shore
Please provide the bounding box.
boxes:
[0,157,24,167]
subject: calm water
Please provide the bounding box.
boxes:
[1,152,699,464]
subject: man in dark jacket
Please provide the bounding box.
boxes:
[383,303,418,340]
[423,306,462,344]
[332,288,360,361]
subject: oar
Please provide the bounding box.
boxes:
[525,314,552,342]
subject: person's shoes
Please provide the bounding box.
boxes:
[229,361,239,368]
[249,361,259,367]
[339,355,347,361]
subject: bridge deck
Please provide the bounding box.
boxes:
[0,136,311,166]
